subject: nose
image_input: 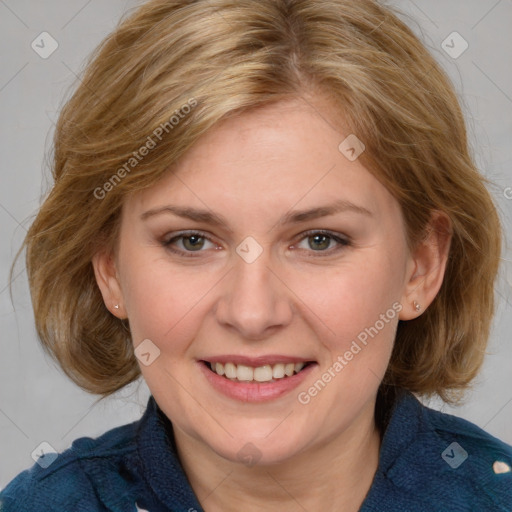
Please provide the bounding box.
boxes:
[214,245,294,341]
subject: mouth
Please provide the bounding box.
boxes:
[198,355,318,402]
[202,360,315,383]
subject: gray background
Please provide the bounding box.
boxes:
[0,0,511,488]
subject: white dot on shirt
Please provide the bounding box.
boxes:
[493,461,511,474]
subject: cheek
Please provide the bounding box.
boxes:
[292,252,404,393]
[303,255,403,335]
[120,225,406,357]
[290,256,402,429]
[119,251,201,346]
[121,260,210,397]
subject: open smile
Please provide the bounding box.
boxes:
[198,358,318,402]
[204,360,315,383]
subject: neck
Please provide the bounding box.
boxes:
[174,397,382,512]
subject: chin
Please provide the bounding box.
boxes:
[200,424,311,468]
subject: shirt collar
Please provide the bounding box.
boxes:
[136,397,204,511]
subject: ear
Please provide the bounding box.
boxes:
[399,211,452,320]
[92,249,127,319]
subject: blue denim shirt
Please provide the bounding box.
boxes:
[1,389,511,511]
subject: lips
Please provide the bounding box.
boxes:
[199,357,317,402]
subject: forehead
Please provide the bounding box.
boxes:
[126,96,398,222]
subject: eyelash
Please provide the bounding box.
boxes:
[162,230,351,258]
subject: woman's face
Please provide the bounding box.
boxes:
[109,96,416,465]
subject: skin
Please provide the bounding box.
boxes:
[93,94,451,511]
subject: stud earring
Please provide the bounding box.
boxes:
[114,304,120,309]
[413,300,421,312]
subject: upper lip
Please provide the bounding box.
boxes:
[202,355,316,366]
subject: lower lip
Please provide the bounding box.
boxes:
[198,361,317,403]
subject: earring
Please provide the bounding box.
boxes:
[114,304,120,309]
[413,300,421,312]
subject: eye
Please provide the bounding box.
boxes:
[162,229,351,258]
[292,230,351,255]
[162,231,219,257]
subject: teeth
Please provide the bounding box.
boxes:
[209,361,308,382]
[215,362,224,376]
[224,362,237,379]
[272,363,285,379]
[254,365,273,382]
[237,364,253,381]
[284,363,295,376]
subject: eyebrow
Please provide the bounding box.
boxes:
[140,199,373,229]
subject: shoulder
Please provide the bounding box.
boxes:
[0,419,140,512]
[379,391,512,511]
[422,397,512,472]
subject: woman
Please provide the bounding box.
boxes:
[1,0,511,510]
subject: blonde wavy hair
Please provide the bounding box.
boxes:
[17,0,501,402]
